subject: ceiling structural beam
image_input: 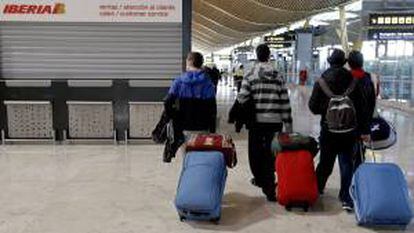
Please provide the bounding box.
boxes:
[197,0,279,27]
[192,28,239,45]
[192,41,218,52]
[192,32,231,47]
[247,0,330,13]
[192,35,224,48]
[193,12,259,37]
[193,22,237,40]
[192,41,216,52]
[203,0,299,25]
[193,18,254,41]
[252,0,352,12]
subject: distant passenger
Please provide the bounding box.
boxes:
[308,49,371,212]
[212,65,221,87]
[235,65,244,93]
[298,67,309,104]
[204,65,221,93]
[299,68,308,86]
[165,52,217,136]
[348,50,376,170]
[238,44,293,202]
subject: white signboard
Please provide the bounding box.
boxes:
[0,0,182,22]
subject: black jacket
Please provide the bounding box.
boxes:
[308,66,371,135]
[355,71,376,135]
[228,99,255,132]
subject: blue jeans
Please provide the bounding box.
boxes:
[338,152,354,205]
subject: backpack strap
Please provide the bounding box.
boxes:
[344,79,358,96]
[317,78,335,98]
[318,78,358,98]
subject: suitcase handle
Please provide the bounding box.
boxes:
[359,140,377,163]
[370,140,376,163]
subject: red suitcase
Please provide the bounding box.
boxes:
[276,150,319,211]
[185,134,237,168]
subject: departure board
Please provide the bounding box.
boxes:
[370,14,414,26]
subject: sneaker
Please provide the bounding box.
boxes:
[266,194,277,202]
[342,202,354,212]
[250,178,262,188]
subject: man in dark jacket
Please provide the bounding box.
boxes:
[204,65,221,94]
[348,50,376,170]
[165,52,217,135]
[308,49,371,211]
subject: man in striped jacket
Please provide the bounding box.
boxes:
[237,44,293,202]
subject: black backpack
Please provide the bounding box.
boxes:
[318,78,358,134]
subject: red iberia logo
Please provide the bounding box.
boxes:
[3,3,66,14]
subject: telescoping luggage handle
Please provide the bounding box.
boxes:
[359,140,377,163]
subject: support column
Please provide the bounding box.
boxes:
[412,43,414,107]
[182,0,192,71]
[339,6,349,54]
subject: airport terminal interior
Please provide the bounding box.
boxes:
[1,0,414,232]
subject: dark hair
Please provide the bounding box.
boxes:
[328,49,347,66]
[187,52,204,68]
[348,50,364,69]
[256,44,271,62]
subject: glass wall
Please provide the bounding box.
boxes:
[363,40,414,106]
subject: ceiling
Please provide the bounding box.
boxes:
[192,0,354,52]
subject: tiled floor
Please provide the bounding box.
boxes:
[0,83,413,233]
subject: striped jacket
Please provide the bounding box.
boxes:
[237,62,293,131]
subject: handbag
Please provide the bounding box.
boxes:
[185,133,237,168]
[364,116,397,150]
[272,132,319,157]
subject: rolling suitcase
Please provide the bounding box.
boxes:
[175,151,227,223]
[351,162,413,226]
[276,150,319,211]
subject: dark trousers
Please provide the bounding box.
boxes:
[316,130,356,205]
[248,124,282,196]
[236,81,242,93]
[352,141,365,172]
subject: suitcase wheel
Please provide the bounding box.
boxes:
[210,217,220,225]
[179,216,186,222]
[285,203,309,212]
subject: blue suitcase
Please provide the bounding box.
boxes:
[350,163,413,226]
[175,151,227,223]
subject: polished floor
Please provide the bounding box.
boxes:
[0,82,413,233]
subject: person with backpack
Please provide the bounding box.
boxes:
[308,49,371,211]
[164,52,217,138]
[348,50,377,171]
[238,44,293,202]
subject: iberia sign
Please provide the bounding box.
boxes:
[3,3,66,15]
[0,0,182,22]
